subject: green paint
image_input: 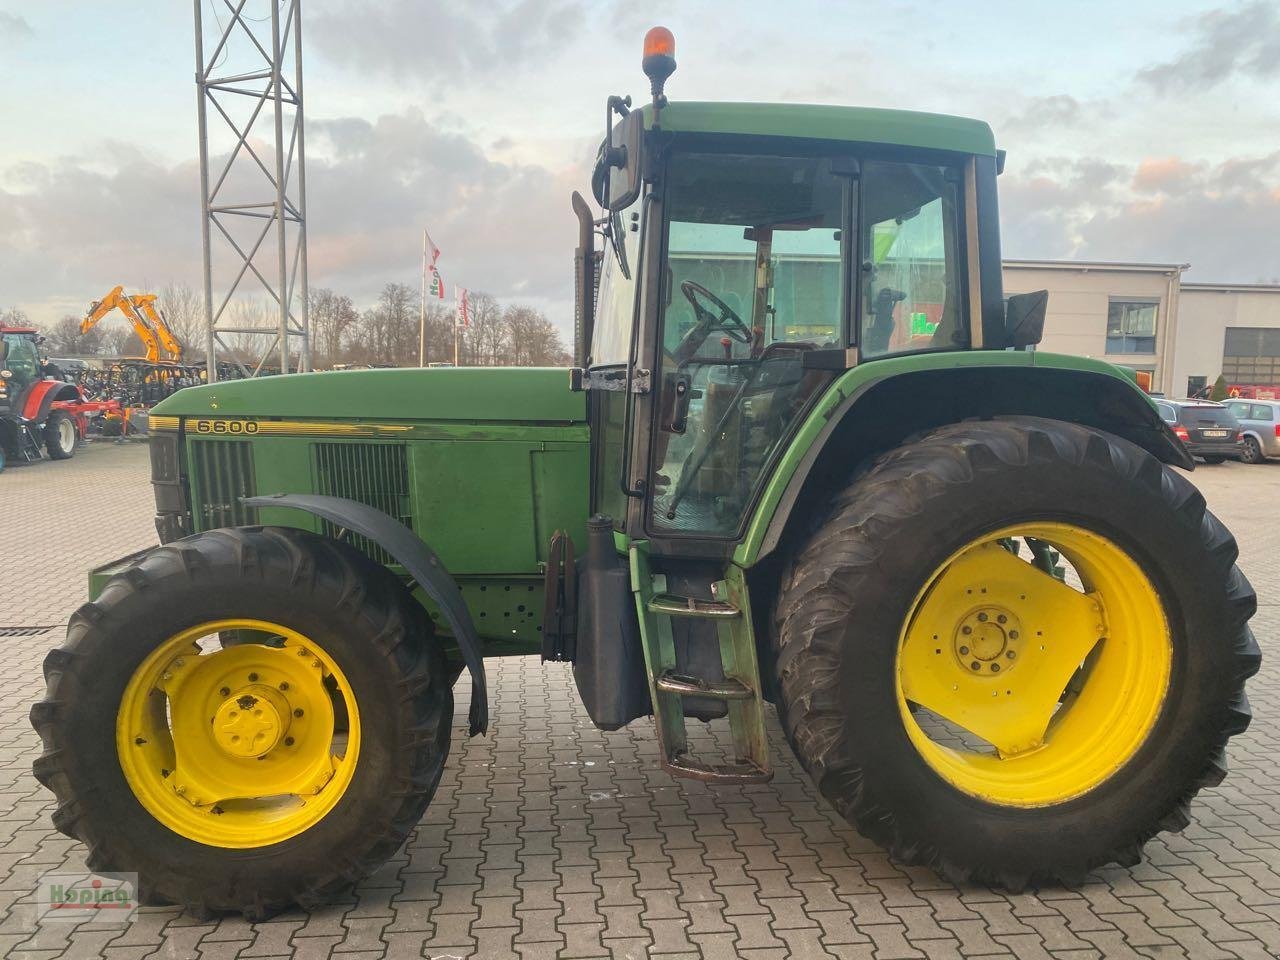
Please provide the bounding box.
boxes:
[153,366,586,424]
[644,101,997,157]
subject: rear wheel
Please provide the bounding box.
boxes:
[1242,436,1264,464]
[1201,455,1227,464]
[32,527,452,917]
[44,410,77,459]
[774,417,1258,888]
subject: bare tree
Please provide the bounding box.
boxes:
[309,288,360,368]
[46,315,103,356]
[356,283,421,366]
[158,281,204,357]
[502,305,568,366]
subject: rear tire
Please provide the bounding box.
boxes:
[44,410,77,459]
[773,416,1258,888]
[1242,437,1264,464]
[1201,455,1227,464]
[32,527,452,918]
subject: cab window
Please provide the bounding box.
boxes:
[859,161,966,357]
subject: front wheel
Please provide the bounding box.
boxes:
[32,527,452,917]
[1242,436,1265,464]
[774,417,1258,888]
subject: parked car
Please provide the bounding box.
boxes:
[1224,398,1280,464]
[1154,399,1243,463]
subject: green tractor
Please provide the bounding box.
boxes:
[33,29,1257,916]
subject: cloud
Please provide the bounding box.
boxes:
[0,110,582,331]
[999,151,1280,282]
[307,0,584,86]
[0,12,33,40]
[1137,1,1280,91]
[1000,95,1084,135]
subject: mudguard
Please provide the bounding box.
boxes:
[243,492,489,736]
[21,379,82,423]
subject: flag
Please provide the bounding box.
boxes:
[424,230,441,269]
[456,286,471,328]
[428,267,445,300]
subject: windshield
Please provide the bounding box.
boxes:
[650,152,846,536]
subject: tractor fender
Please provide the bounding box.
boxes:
[742,362,1193,567]
[22,379,82,424]
[243,492,489,736]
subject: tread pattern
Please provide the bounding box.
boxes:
[773,416,1259,889]
[31,526,452,919]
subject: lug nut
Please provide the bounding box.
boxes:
[977,612,988,622]
[997,614,1007,624]
[279,681,289,691]
[284,736,295,746]
[991,663,1001,672]
[220,687,230,696]
[961,625,972,635]
[959,645,969,655]
[970,661,980,671]
[248,673,258,682]
[294,708,304,718]
[1007,650,1016,660]
[1009,630,1019,640]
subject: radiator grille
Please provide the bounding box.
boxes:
[313,443,411,564]
[191,440,257,528]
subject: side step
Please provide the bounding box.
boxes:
[631,543,772,785]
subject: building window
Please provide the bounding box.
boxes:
[1106,300,1158,354]
[1222,328,1280,387]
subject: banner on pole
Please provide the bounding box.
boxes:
[428,268,445,300]
[424,230,441,269]
[456,286,471,328]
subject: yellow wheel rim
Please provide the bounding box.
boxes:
[116,619,360,848]
[895,523,1172,807]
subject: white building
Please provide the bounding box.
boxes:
[1003,260,1280,399]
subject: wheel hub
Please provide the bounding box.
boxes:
[954,606,1022,674]
[211,684,289,758]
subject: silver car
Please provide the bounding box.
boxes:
[1224,398,1280,463]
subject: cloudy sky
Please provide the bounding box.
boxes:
[1,0,1278,339]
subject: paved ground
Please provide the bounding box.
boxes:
[1,440,1278,960]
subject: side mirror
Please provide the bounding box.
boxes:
[1004,290,1047,348]
[592,110,644,211]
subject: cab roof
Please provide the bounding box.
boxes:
[643,101,996,157]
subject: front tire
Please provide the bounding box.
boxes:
[44,410,77,459]
[32,527,452,917]
[773,417,1258,888]
[1242,436,1264,464]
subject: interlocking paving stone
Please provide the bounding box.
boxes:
[3,443,1279,959]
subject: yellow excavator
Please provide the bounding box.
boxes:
[81,286,184,363]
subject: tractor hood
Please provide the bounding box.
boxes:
[151,367,586,423]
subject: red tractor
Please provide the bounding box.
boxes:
[0,323,120,472]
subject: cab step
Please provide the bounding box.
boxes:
[647,594,741,619]
[631,543,772,786]
[656,670,754,700]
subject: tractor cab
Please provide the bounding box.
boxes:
[0,326,46,396]
[573,29,1041,549]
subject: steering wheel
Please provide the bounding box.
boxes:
[680,280,752,343]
